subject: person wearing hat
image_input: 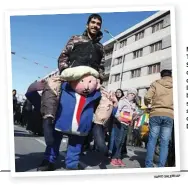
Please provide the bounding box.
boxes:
[110,88,137,167]
[144,63,174,168]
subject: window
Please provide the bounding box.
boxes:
[105,64,111,73]
[105,50,113,56]
[113,56,123,66]
[150,41,162,53]
[135,31,144,41]
[103,81,108,86]
[148,63,160,74]
[133,49,143,59]
[152,21,163,33]
[110,73,120,83]
[131,68,141,78]
[120,39,127,48]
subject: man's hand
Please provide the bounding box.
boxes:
[132,113,139,121]
[109,92,118,107]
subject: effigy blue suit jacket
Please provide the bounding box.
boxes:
[54,82,101,136]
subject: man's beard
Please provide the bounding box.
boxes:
[87,28,98,38]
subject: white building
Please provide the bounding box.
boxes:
[103,10,172,105]
[41,69,59,81]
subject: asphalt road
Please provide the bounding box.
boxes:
[14,125,147,172]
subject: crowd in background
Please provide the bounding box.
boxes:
[13,89,43,136]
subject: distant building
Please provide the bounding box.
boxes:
[41,69,59,81]
[102,10,172,105]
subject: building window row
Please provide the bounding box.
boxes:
[131,68,141,78]
[150,41,162,53]
[44,71,58,80]
[105,50,113,57]
[102,81,108,86]
[152,21,163,33]
[135,31,144,41]
[110,63,160,83]
[148,63,160,74]
[110,73,120,83]
[120,39,127,48]
[113,56,123,66]
[133,48,143,59]
[116,20,164,50]
[113,40,162,66]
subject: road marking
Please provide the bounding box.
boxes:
[62,139,67,143]
[35,138,46,146]
[34,138,93,170]
[127,149,136,156]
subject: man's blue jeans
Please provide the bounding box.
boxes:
[145,116,174,167]
[109,124,115,154]
[92,124,108,156]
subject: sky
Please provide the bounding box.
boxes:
[10,10,158,98]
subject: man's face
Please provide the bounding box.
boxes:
[13,90,16,96]
[87,17,102,36]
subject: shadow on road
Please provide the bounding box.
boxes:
[129,150,146,168]
[80,150,110,169]
[15,152,65,172]
[15,153,45,172]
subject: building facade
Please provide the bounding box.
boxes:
[102,10,172,105]
[41,69,59,81]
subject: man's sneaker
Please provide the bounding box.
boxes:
[110,159,121,167]
[117,159,126,167]
[37,159,55,171]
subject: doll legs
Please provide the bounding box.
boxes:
[65,135,86,169]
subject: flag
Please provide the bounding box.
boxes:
[119,112,132,124]
[135,113,149,128]
[11,51,16,55]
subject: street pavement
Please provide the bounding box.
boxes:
[14,125,147,172]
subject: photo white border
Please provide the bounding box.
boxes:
[5,5,180,177]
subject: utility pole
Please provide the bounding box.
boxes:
[104,29,124,89]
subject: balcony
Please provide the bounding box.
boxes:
[105,53,113,60]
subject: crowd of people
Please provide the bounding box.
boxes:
[13,89,43,135]
[13,13,175,171]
